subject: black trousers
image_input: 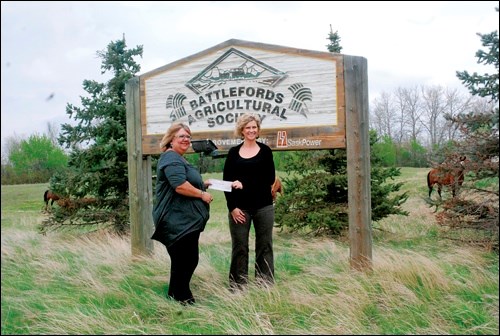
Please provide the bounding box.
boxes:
[228,204,275,288]
[166,230,200,304]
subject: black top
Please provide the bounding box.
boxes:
[223,142,276,212]
[151,150,209,247]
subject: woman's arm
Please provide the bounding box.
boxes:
[175,181,213,203]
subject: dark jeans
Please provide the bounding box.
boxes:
[166,230,200,304]
[228,204,275,288]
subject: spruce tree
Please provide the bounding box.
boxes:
[41,37,143,234]
[433,7,499,250]
[275,30,408,236]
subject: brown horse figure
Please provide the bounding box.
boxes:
[44,190,98,212]
[271,177,284,202]
[427,156,466,198]
[43,190,60,210]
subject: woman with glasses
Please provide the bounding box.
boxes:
[223,113,276,291]
[151,122,214,305]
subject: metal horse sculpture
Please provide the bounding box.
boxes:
[427,156,466,198]
[43,190,60,211]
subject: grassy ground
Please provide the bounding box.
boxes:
[1,169,498,335]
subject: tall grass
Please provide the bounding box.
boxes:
[1,169,498,335]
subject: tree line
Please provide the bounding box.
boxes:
[3,83,492,185]
[1,6,497,249]
[370,85,497,167]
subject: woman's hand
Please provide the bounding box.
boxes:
[201,191,213,204]
[232,180,243,190]
[231,208,246,224]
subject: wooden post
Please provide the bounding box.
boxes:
[344,55,372,271]
[126,77,154,257]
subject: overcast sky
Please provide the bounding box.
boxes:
[1,1,498,149]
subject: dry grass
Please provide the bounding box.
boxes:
[1,170,498,335]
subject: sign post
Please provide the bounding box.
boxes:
[126,39,372,270]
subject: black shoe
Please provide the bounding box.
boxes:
[229,282,246,293]
[168,295,195,305]
[181,298,195,305]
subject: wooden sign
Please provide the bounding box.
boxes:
[127,41,371,270]
[139,39,346,154]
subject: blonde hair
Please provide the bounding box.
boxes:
[235,113,261,138]
[159,122,191,152]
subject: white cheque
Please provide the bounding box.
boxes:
[207,179,233,192]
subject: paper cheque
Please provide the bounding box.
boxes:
[207,179,233,192]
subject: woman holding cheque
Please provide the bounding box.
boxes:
[222,113,276,291]
[151,122,214,305]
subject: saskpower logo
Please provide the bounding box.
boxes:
[277,131,287,148]
[165,48,313,128]
[276,130,322,148]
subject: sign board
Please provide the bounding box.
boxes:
[139,39,346,154]
[127,41,371,269]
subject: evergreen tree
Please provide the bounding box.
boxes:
[41,37,143,234]
[434,7,499,250]
[456,9,499,102]
[275,31,408,236]
[326,25,343,53]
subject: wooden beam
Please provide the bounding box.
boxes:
[126,77,154,257]
[344,55,373,271]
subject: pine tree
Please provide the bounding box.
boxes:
[41,37,143,234]
[275,30,408,236]
[433,7,499,250]
[326,24,343,53]
[456,9,499,102]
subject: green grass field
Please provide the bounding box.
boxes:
[1,169,498,334]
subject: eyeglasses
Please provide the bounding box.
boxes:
[176,134,192,140]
